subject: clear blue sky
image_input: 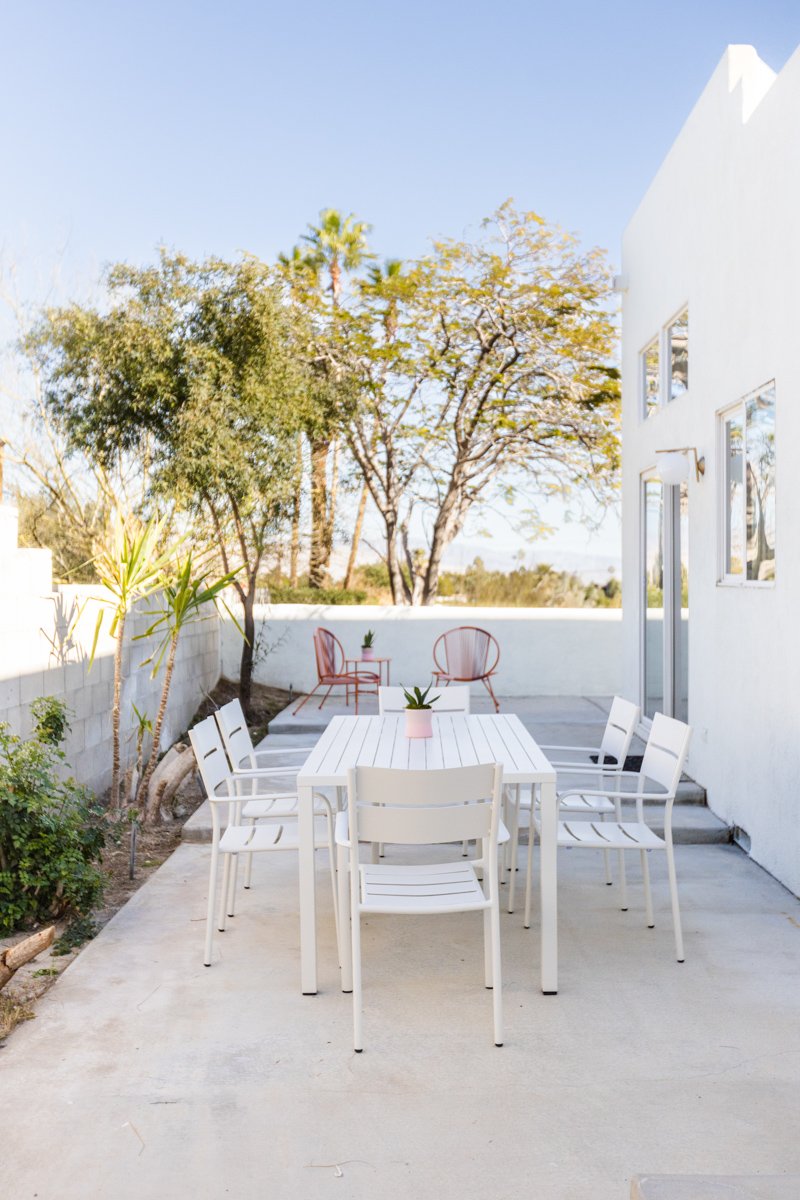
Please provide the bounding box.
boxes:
[2,0,799,572]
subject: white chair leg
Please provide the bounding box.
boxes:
[461,840,469,857]
[244,818,255,888]
[641,849,654,928]
[204,840,220,966]
[507,786,520,913]
[524,804,536,929]
[227,851,239,917]
[326,815,340,958]
[618,849,628,910]
[601,813,611,884]
[218,853,232,932]
[483,905,493,988]
[337,846,352,992]
[666,842,685,962]
[370,842,379,865]
[351,893,363,1053]
[490,897,503,1047]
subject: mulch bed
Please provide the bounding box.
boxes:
[0,679,292,1044]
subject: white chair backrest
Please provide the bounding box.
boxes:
[598,696,641,769]
[348,763,502,847]
[189,715,231,802]
[215,698,254,770]
[377,685,471,715]
[641,713,692,795]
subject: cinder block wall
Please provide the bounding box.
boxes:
[0,584,221,797]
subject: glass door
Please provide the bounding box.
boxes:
[641,476,689,723]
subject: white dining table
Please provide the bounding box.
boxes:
[295,711,559,996]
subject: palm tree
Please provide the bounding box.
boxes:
[302,209,373,304]
[344,260,404,589]
[300,210,374,587]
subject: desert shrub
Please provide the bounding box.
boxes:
[267,583,367,605]
[0,698,105,934]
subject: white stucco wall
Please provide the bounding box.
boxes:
[221,605,623,698]
[621,45,800,894]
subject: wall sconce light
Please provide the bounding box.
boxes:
[655,447,706,485]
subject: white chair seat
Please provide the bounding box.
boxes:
[359,861,489,914]
[221,814,333,854]
[552,819,665,851]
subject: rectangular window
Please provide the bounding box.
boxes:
[668,309,689,399]
[642,339,659,418]
[720,383,775,583]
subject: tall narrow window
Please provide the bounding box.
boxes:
[668,309,689,399]
[642,339,659,418]
[720,383,775,584]
[643,478,664,719]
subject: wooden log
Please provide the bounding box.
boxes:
[0,926,55,991]
[145,743,196,823]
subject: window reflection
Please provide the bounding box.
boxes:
[643,339,659,418]
[669,309,689,400]
[644,479,664,719]
[725,414,744,576]
[745,386,776,581]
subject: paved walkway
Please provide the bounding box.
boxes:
[3,834,800,1197]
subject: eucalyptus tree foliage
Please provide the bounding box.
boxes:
[27,252,304,704]
[338,202,621,605]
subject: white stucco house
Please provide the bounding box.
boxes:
[621,44,798,895]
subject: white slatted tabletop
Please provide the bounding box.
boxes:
[295,713,560,997]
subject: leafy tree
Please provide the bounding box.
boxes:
[338,202,621,604]
[27,251,304,707]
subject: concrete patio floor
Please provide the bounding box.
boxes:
[3,822,800,1197]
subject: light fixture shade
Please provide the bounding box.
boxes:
[656,450,690,485]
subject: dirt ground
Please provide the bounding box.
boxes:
[0,679,292,1043]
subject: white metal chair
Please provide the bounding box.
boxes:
[507,696,642,923]
[336,763,505,1051]
[377,685,471,715]
[214,697,321,889]
[189,715,339,967]
[533,712,692,961]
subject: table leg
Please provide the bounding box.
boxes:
[298,783,318,994]
[538,778,558,994]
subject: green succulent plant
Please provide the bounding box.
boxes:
[402,685,440,711]
[362,629,375,649]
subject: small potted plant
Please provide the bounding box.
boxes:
[403,685,439,738]
[361,630,376,662]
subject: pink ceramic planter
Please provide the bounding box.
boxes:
[405,709,433,738]
[361,648,375,661]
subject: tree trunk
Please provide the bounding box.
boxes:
[289,433,303,586]
[326,438,339,568]
[140,636,178,824]
[308,437,329,588]
[421,491,464,604]
[111,610,126,811]
[344,480,369,589]
[385,522,410,604]
[239,581,256,712]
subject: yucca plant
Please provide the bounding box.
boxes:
[90,514,176,811]
[402,685,440,710]
[136,553,240,823]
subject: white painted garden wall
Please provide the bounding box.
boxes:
[621,45,800,895]
[0,505,220,795]
[220,604,623,698]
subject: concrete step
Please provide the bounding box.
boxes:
[632,1177,800,1199]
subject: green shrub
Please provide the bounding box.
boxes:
[0,699,105,934]
[267,583,368,605]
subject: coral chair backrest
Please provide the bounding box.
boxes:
[641,713,692,796]
[215,698,255,771]
[598,696,641,769]
[433,626,499,681]
[313,627,344,681]
[348,763,503,848]
[378,685,471,715]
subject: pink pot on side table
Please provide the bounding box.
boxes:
[405,709,433,739]
[361,648,375,662]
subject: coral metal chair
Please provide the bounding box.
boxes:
[293,627,380,716]
[189,715,338,967]
[432,626,500,712]
[336,763,506,1051]
[532,712,692,961]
